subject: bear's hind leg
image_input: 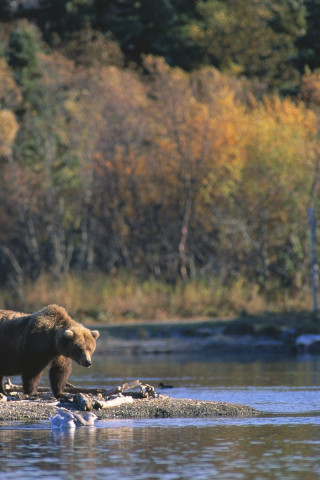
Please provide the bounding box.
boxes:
[22,372,43,395]
[49,355,72,398]
[0,376,5,394]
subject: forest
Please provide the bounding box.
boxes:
[1,0,320,318]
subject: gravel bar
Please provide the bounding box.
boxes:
[0,396,259,422]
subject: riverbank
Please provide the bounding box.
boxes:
[94,311,320,356]
[99,332,289,355]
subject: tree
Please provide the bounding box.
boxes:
[196,0,305,91]
[12,49,101,277]
[7,20,42,92]
[0,58,22,109]
[297,0,320,71]
[0,0,13,21]
[140,57,248,279]
[36,0,94,42]
[61,25,124,67]
[0,109,19,158]
[230,97,316,287]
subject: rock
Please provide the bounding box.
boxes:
[72,393,93,411]
[0,393,7,402]
[141,384,157,398]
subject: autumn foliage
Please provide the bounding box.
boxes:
[1,18,320,314]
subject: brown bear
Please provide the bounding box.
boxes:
[0,304,100,398]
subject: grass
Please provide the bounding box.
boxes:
[0,272,315,326]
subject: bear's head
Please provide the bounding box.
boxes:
[56,327,100,367]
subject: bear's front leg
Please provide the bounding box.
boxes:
[22,372,43,395]
[49,355,72,398]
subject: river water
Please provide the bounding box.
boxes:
[1,352,320,479]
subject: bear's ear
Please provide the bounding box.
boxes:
[64,329,74,339]
[91,330,100,339]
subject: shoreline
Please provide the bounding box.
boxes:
[92,312,320,356]
[98,334,291,356]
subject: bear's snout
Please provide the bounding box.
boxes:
[78,352,92,367]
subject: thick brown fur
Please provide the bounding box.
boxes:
[0,304,99,398]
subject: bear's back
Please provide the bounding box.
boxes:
[0,309,28,324]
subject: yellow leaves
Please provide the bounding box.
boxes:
[249,98,313,179]
[198,89,248,199]
[143,55,172,77]
[39,51,75,88]
[146,62,250,204]
[263,95,316,138]
[98,65,148,110]
[63,92,81,116]
[0,110,19,157]
[185,23,205,42]
[238,94,317,231]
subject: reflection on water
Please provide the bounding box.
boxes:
[1,419,320,480]
[71,350,320,389]
[2,353,320,479]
